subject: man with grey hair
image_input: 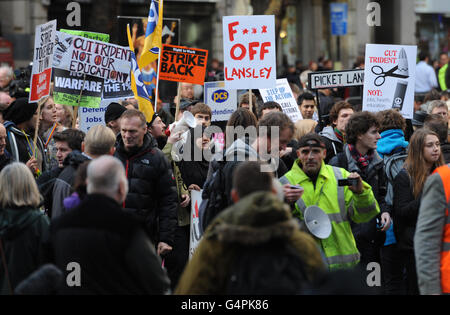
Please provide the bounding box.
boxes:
[0,65,14,93]
[427,100,448,121]
[49,155,171,294]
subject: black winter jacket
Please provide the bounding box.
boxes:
[0,207,50,294]
[392,168,421,252]
[114,133,177,246]
[49,194,171,294]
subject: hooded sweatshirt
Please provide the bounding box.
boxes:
[319,126,343,163]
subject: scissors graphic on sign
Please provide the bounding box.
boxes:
[371,65,409,87]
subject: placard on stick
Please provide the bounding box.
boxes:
[29,20,57,103]
[158,44,208,85]
[223,15,276,89]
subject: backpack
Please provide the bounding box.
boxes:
[383,149,408,208]
[226,241,309,295]
[199,159,229,235]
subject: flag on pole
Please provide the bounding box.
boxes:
[139,0,163,68]
[127,24,155,123]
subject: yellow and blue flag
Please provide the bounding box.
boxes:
[127,24,155,123]
[140,0,163,68]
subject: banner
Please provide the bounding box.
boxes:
[29,20,57,103]
[102,79,133,100]
[53,31,131,83]
[189,190,203,259]
[223,15,276,89]
[204,81,237,122]
[60,29,110,42]
[363,44,417,119]
[53,69,103,108]
[259,78,302,123]
[159,44,208,85]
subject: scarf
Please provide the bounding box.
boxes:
[348,144,374,171]
[334,128,344,143]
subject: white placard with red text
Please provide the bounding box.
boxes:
[29,20,57,103]
[189,190,203,259]
[363,44,417,119]
[223,15,276,89]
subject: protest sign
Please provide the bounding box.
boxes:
[60,29,110,42]
[158,44,208,85]
[259,78,302,123]
[53,69,103,108]
[308,69,364,90]
[223,15,276,89]
[78,99,110,133]
[102,79,133,100]
[53,31,131,83]
[204,81,237,122]
[363,44,417,119]
[29,20,57,103]
[189,190,203,259]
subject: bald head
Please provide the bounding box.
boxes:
[87,156,128,203]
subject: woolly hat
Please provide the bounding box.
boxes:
[104,102,126,124]
[3,97,38,125]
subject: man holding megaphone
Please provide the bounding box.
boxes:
[280,133,380,270]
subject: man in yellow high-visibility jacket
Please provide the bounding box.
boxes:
[280,133,380,270]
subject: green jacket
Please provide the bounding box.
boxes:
[175,192,326,294]
[0,208,50,294]
[281,161,380,270]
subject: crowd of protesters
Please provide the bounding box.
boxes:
[0,50,450,296]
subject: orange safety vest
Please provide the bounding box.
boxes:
[434,164,450,293]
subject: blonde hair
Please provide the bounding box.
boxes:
[84,125,116,156]
[294,119,318,141]
[0,162,42,208]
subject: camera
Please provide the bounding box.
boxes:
[9,65,32,99]
[338,178,359,187]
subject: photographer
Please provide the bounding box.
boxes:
[329,111,391,272]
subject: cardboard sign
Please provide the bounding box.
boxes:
[308,69,364,90]
[53,69,103,108]
[189,190,203,259]
[259,78,302,123]
[159,44,208,85]
[363,44,417,119]
[29,20,57,103]
[204,81,237,122]
[223,15,276,89]
[53,31,131,83]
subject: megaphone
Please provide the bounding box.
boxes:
[304,206,332,239]
[171,111,197,135]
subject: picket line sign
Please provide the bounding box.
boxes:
[308,69,364,90]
